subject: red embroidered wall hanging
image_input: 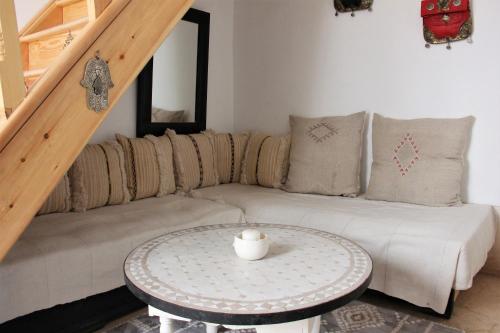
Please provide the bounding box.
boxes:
[421,0,473,49]
[334,0,373,17]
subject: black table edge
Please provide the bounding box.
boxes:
[124,270,373,326]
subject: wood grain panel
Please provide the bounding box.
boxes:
[27,30,82,69]
[0,0,193,261]
[87,0,112,20]
[62,0,88,23]
[24,76,40,90]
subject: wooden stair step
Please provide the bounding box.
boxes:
[55,0,85,6]
[24,68,47,78]
[24,68,47,91]
[19,17,88,43]
[25,29,82,70]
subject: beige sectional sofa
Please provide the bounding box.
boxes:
[1,183,495,324]
[0,113,497,324]
[192,184,496,314]
[0,195,244,324]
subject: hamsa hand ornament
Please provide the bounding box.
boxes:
[81,53,114,113]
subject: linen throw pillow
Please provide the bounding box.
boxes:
[240,132,291,188]
[70,142,130,212]
[166,129,218,192]
[205,130,249,184]
[283,112,366,196]
[37,175,71,215]
[116,134,176,200]
[365,114,474,206]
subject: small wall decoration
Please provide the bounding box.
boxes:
[81,52,114,113]
[421,0,473,49]
[334,0,373,17]
[63,30,74,50]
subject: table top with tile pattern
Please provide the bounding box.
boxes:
[124,223,372,325]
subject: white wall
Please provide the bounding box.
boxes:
[14,0,46,28]
[14,0,235,143]
[234,0,500,206]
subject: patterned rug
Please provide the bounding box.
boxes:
[102,301,463,333]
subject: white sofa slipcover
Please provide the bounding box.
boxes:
[0,195,244,324]
[192,184,497,314]
[1,184,495,323]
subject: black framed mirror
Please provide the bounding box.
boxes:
[137,8,210,137]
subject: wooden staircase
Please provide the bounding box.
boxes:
[0,0,194,261]
[20,0,107,90]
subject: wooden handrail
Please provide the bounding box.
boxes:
[0,0,193,261]
[0,30,5,62]
[0,0,25,120]
[0,0,130,151]
[19,17,89,43]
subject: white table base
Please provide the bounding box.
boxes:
[149,306,320,333]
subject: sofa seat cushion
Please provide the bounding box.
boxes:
[192,184,496,314]
[0,195,244,324]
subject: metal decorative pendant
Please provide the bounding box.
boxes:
[421,0,473,49]
[334,0,373,17]
[81,52,114,113]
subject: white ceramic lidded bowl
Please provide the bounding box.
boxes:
[233,229,269,261]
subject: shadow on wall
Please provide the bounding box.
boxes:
[484,207,500,276]
[360,112,370,191]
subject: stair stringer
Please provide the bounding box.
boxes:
[0,0,194,261]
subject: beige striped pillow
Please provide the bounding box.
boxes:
[205,130,249,184]
[166,129,218,192]
[257,135,291,188]
[240,133,291,188]
[145,135,176,196]
[70,142,130,212]
[37,175,71,215]
[116,134,176,200]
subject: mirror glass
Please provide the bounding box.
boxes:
[151,20,199,123]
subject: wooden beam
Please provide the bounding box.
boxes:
[19,17,88,43]
[87,0,112,21]
[0,0,25,118]
[0,0,193,262]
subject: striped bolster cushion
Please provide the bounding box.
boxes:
[166,129,218,192]
[116,134,176,200]
[257,135,291,188]
[241,132,291,188]
[37,174,71,215]
[205,130,249,184]
[145,135,176,197]
[70,142,130,212]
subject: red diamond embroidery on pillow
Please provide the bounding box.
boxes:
[393,133,420,176]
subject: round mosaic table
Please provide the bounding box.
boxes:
[124,223,372,333]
